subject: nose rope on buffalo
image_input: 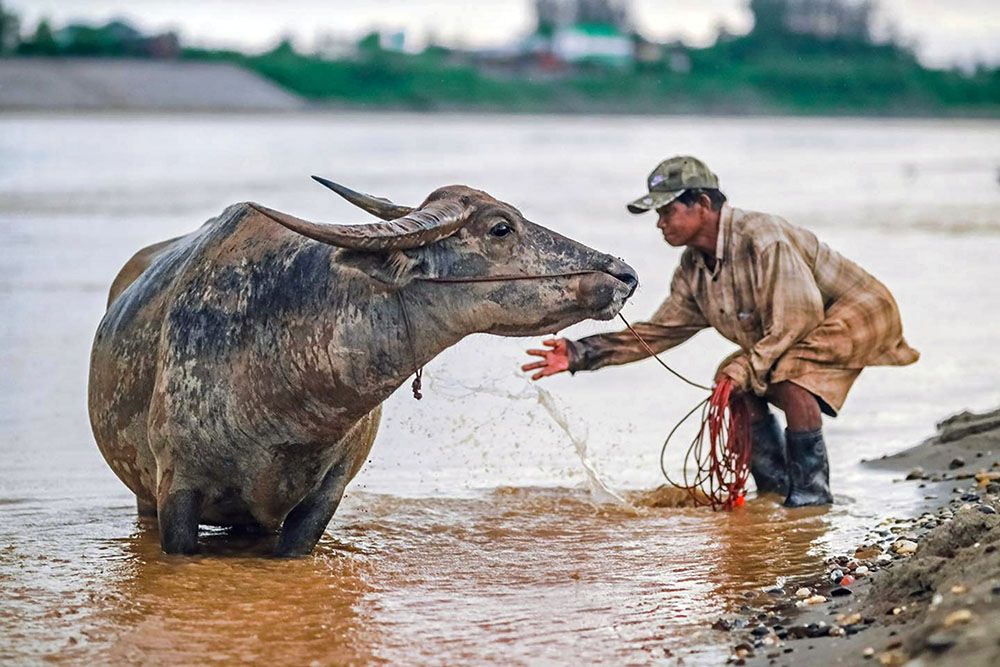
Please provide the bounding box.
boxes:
[618,313,752,511]
[400,270,606,401]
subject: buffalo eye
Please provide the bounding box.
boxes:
[489,222,514,238]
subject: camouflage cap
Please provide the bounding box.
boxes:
[626,155,720,214]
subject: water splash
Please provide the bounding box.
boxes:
[531,385,630,507]
[429,372,630,507]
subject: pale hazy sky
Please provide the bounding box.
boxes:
[9,0,1000,67]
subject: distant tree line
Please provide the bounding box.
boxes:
[0,1,178,58]
[0,1,20,54]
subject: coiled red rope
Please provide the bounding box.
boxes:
[672,378,751,510]
[619,315,752,511]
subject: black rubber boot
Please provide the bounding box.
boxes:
[750,413,788,496]
[783,427,833,507]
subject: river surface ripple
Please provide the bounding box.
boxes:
[1,113,998,664]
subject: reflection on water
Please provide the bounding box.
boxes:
[1,510,377,665]
[87,534,375,665]
[1,113,998,663]
[1,487,838,665]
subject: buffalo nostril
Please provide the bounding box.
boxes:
[615,270,637,286]
[602,257,638,296]
[612,268,639,297]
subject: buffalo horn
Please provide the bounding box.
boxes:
[248,201,471,252]
[311,175,414,221]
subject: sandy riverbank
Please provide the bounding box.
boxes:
[711,407,1000,666]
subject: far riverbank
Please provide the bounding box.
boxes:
[2,58,998,118]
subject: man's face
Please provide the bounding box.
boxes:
[655,200,703,247]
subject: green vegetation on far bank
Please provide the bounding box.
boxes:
[183,37,999,117]
[185,42,552,112]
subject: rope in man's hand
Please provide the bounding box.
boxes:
[618,314,751,510]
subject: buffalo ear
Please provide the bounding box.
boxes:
[336,249,426,287]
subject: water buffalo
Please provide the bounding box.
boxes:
[88,178,638,556]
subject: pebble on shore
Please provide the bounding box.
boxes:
[725,488,999,664]
[719,409,1000,667]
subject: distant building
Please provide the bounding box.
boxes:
[631,37,689,73]
[551,23,632,67]
[536,0,631,33]
[532,0,634,68]
[750,0,874,42]
[632,37,662,65]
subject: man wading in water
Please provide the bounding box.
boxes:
[522,156,919,507]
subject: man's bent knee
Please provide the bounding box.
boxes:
[767,381,822,431]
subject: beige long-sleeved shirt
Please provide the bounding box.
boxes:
[567,206,919,413]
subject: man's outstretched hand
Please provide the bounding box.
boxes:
[522,338,571,381]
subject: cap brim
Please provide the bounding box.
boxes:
[626,190,683,214]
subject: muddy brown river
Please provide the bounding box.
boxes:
[2,113,998,664]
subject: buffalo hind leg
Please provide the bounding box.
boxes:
[275,464,349,558]
[158,488,203,555]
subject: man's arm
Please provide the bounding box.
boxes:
[721,240,824,394]
[523,265,708,379]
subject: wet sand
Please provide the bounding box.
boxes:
[722,407,1000,667]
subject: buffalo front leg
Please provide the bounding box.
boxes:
[275,464,350,558]
[157,477,203,555]
[137,496,157,518]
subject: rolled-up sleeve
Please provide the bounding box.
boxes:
[567,264,709,372]
[724,241,824,394]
